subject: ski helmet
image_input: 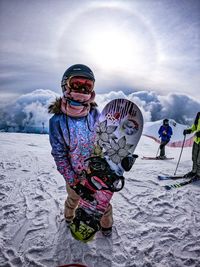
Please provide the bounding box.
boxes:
[61,64,95,92]
[163,118,169,125]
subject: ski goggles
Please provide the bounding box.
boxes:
[67,76,94,94]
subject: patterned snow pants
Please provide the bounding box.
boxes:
[64,184,113,228]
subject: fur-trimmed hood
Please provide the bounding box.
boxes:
[48,98,62,114]
[48,97,98,115]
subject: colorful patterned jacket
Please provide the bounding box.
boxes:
[49,98,99,186]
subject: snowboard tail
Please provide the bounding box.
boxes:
[69,156,125,242]
[70,156,124,243]
[70,207,101,242]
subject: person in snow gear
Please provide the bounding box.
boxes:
[183,111,200,179]
[48,64,113,236]
[158,119,173,159]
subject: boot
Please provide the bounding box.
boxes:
[157,155,167,160]
[195,174,200,179]
[183,171,196,178]
[101,226,112,237]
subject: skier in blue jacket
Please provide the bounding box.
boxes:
[48,64,113,236]
[158,119,173,159]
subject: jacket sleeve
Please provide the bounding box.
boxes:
[49,116,78,186]
[190,124,197,133]
[158,126,163,137]
[168,126,173,138]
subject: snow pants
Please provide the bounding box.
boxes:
[159,140,169,157]
[64,184,113,228]
[192,142,200,176]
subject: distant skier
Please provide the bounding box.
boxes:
[48,64,113,236]
[158,119,173,159]
[183,111,200,178]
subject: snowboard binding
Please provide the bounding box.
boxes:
[71,183,96,203]
[69,207,101,242]
[84,156,125,192]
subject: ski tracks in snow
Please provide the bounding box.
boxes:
[0,133,63,266]
[0,133,130,267]
[113,137,200,267]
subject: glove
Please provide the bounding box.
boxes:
[121,154,138,171]
[196,131,200,138]
[183,129,192,135]
[162,131,167,135]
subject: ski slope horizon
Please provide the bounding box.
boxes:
[0,117,193,148]
[0,132,200,267]
[0,89,200,135]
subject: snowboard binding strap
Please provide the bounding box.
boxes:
[73,208,100,231]
[70,208,101,242]
[85,156,125,192]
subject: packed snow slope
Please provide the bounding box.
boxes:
[0,132,200,267]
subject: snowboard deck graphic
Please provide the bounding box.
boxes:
[69,99,143,242]
[142,156,174,160]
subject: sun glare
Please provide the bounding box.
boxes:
[59,4,158,79]
[85,29,136,71]
[83,25,156,76]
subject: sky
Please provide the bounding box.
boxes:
[0,0,200,102]
[0,0,200,132]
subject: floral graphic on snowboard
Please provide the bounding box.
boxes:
[95,120,134,164]
[105,136,133,164]
[96,120,117,147]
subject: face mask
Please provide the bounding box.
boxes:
[63,91,92,104]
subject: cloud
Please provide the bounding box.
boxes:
[158,94,200,124]
[0,89,199,133]
[128,91,200,125]
[0,89,58,133]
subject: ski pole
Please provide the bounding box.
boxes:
[156,139,160,158]
[156,145,160,157]
[174,135,186,176]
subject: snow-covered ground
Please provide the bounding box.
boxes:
[0,132,200,267]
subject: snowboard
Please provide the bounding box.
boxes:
[69,99,143,242]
